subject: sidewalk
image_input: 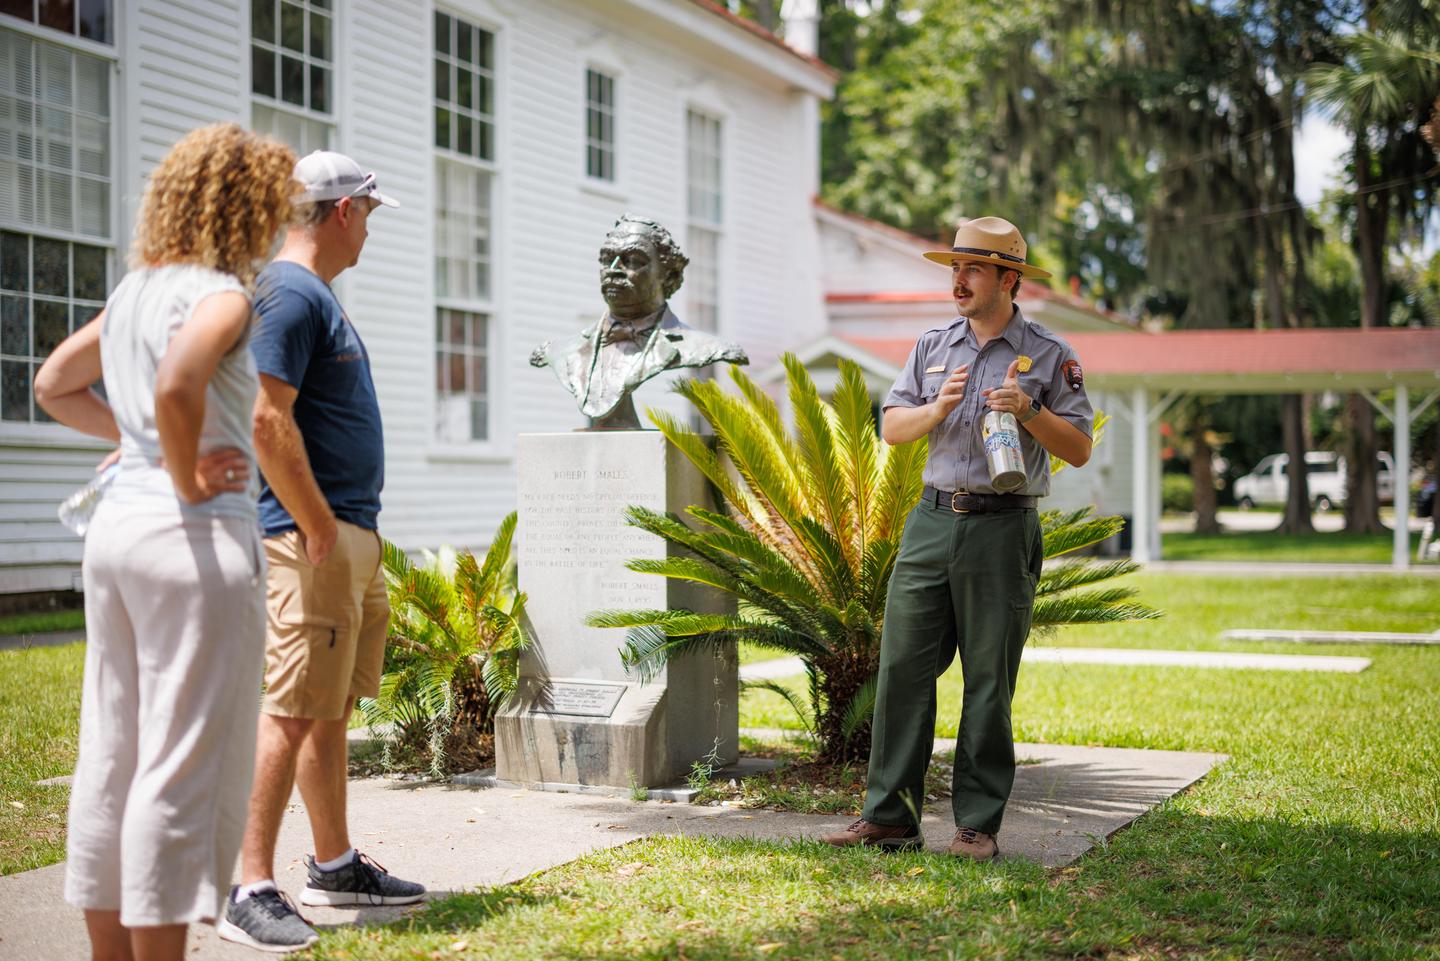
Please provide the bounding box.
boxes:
[0,742,1222,959]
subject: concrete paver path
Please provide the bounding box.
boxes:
[0,742,1221,960]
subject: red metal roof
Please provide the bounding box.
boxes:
[841,327,1440,382]
[688,0,839,80]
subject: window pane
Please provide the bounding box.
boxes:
[2,360,30,421]
[279,0,304,53]
[456,68,472,111]
[39,0,74,33]
[252,0,276,43]
[252,46,276,98]
[0,0,33,20]
[477,74,491,115]
[434,107,450,149]
[75,53,106,116]
[477,30,492,70]
[1,295,28,355]
[309,64,328,113]
[280,54,304,106]
[78,0,111,44]
[477,121,491,161]
[457,23,472,64]
[434,11,450,55]
[457,114,472,156]
[448,353,465,392]
[72,242,103,300]
[71,300,97,330]
[33,297,65,355]
[75,114,105,174]
[309,10,331,60]
[434,60,449,102]
[470,398,486,440]
[1,232,29,292]
[77,177,105,236]
[32,236,66,296]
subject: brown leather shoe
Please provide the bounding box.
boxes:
[819,819,923,851]
[947,827,999,861]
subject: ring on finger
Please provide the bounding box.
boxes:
[225,468,236,482]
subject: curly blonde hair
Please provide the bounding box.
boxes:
[130,123,296,286]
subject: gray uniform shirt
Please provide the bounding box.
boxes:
[882,307,1093,496]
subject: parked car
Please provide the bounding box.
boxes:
[1233,451,1395,511]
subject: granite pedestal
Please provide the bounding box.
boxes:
[495,431,737,789]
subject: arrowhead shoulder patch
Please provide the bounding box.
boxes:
[1062,359,1084,392]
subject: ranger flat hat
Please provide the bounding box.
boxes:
[922,216,1052,279]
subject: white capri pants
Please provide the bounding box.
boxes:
[64,505,266,927]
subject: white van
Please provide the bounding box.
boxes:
[1234,451,1395,511]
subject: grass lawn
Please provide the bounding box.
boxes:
[6,575,1439,958]
[1161,529,1395,563]
[0,608,85,637]
[0,641,83,875]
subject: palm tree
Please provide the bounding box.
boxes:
[1307,9,1440,532]
[588,357,1157,763]
[358,513,530,777]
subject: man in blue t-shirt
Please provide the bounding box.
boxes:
[220,151,424,954]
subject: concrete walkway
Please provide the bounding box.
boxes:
[0,742,1223,959]
[742,645,1372,683]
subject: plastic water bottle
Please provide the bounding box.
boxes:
[58,463,118,537]
[982,411,1026,493]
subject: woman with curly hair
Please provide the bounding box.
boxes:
[34,122,296,961]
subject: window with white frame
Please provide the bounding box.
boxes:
[433,11,495,444]
[0,18,114,424]
[1,0,112,42]
[685,109,721,333]
[584,68,614,182]
[250,0,334,155]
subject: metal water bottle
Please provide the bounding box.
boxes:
[982,410,1026,493]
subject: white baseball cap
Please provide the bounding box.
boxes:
[293,150,399,208]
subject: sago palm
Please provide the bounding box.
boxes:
[589,356,1157,763]
[359,512,529,777]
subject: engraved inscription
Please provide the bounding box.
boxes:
[520,466,664,612]
[533,682,627,718]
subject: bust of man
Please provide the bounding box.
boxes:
[530,214,748,430]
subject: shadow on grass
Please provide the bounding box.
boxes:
[320,812,1440,960]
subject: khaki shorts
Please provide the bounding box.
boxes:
[262,520,389,720]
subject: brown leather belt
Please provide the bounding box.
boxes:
[923,486,1037,513]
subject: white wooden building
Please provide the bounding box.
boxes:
[0,0,836,595]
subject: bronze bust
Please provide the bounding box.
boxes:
[530,214,749,430]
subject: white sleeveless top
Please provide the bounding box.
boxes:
[100,265,258,520]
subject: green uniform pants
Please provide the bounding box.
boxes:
[861,500,1042,834]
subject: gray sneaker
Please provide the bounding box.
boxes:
[300,851,426,907]
[217,886,319,953]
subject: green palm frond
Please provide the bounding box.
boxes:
[839,675,878,741]
[1040,508,1125,558]
[1037,558,1142,596]
[1032,592,1162,627]
[831,360,880,549]
[740,678,818,741]
[875,435,927,540]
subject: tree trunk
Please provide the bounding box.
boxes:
[1279,394,1314,533]
[1343,395,1385,533]
[1190,415,1221,534]
[815,649,876,764]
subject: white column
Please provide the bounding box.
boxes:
[1394,385,1411,570]
[1132,387,1151,564]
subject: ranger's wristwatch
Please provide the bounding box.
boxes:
[1019,397,1043,424]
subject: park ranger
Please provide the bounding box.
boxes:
[820,216,1093,860]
